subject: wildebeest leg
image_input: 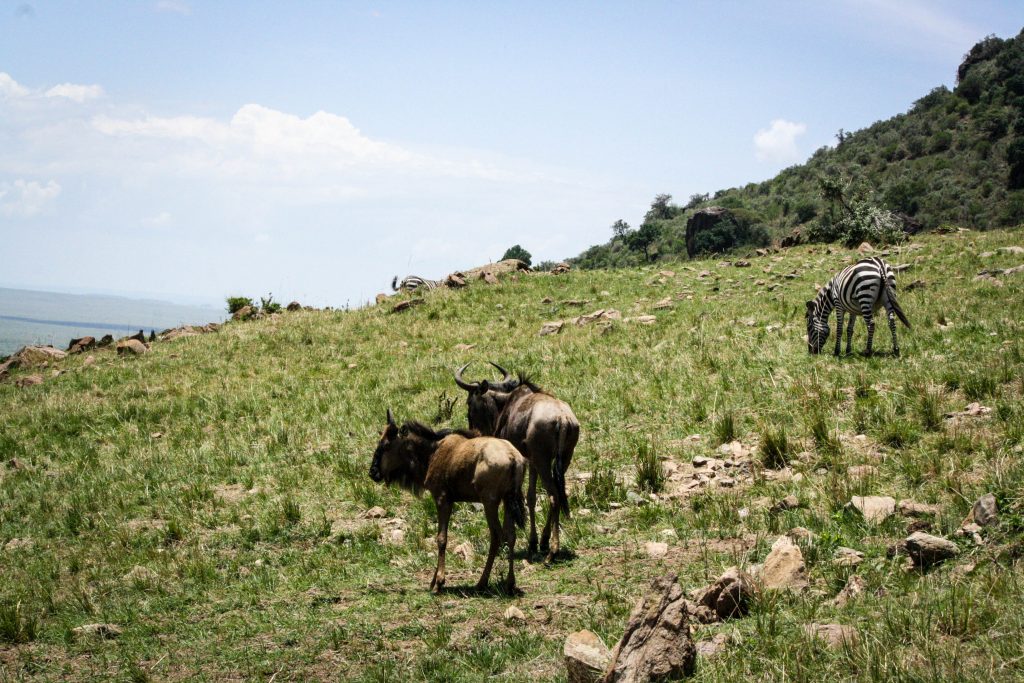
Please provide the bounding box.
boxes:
[430,499,452,593]
[477,500,502,590]
[526,466,539,556]
[845,315,855,355]
[537,467,560,562]
[502,497,517,592]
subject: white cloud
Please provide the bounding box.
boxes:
[0,179,61,216]
[754,119,807,164]
[0,72,30,99]
[45,83,104,103]
[155,1,191,15]
[145,211,173,227]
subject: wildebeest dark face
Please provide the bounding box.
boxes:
[465,385,503,436]
[370,409,413,487]
[806,301,828,354]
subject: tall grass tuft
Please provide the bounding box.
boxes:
[713,410,736,445]
[634,439,664,493]
[809,411,840,458]
[584,465,625,510]
[0,602,38,644]
[916,386,944,431]
[760,426,790,469]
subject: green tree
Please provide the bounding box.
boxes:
[611,219,631,240]
[626,221,661,262]
[501,244,532,266]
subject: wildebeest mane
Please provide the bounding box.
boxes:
[402,421,479,440]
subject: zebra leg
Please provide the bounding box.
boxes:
[845,315,855,355]
[884,303,900,356]
[833,310,844,357]
[863,312,876,356]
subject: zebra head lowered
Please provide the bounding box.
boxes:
[805,297,831,354]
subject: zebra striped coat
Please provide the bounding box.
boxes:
[392,275,443,293]
[805,257,911,356]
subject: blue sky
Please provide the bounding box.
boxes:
[1,1,1022,307]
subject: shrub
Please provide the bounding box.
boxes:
[0,602,38,644]
[634,439,664,494]
[260,293,282,314]
[760,426,790,469]
[713,411,736,445]
[501,244,532,266]
[226,296,253,314]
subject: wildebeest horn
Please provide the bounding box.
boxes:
[488,361,512,383]
[386,407,396,427]
[454,363,480,391]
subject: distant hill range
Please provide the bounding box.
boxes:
[0,288,224,356]
[571,29,1024,269]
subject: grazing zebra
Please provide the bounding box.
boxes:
[391,275,443,293]
[806,257,911,356]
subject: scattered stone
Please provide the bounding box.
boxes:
[287,301,302,311]
[116,339,148,356]
[733,260,751,268]
[857,242,874,254]
[391,299,425,313]
[482,272,499,285]
[833,575,866,608]
[905,531,959,568]
[850,496,896,524]
[540,321,565,336]
[787,527,816,543]
[385,528,406,545]
[360,506,387,519]
[453,541,475,563]
[73,623,123,640]
[644,541,669,559]
[6,458,26,471]
[959,522,984,544]
[945,402,991,419]
[804,623,857,649]
[541,296,554,304]
[695,633,731,658]
[66,336,96,354]
[603,573,696,682]
[504,605,526,623]
[695,567,757,620]
[564,630,611,683]
[445,273,467,288]
[969,493,998,527]
[16,345,68,365]
[652,297,673,310]
[375,293,388,305]
[550,262,571,275]
[453,343,476,352]
[999,246,1024,254]
[772,495,800,512]
[898,500,940,518]
[631,315,657,325]
[15,374,43,388]
[760,536,807,591]
[833,547,864,568]
[97,334,114,347]
[232,305,254,320]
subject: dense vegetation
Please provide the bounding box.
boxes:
[572,29,1024,270]
[2,228,1023,680]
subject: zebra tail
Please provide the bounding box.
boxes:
[553,421,571,518]
[889,288,911,329]
[391,276,400,292]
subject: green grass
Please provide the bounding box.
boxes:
[1,229,1024,680]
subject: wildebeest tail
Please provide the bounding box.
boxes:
[889,287,911,328]
[391,276,400,291]
[553,420,571,518]
[508,459,526,529]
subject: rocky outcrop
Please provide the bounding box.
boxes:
[601,574,696,682]
[685,207,732,257]
[66,336,96,354]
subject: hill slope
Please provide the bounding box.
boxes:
[2,229,1024,680]
[572,29,1024,270]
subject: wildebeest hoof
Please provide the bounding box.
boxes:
[894,349,901,357]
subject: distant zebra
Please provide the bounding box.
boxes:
[392,275,443,293]
[806,257,911,356]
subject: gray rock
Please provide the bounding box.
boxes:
[833,575,866,608]
[898,500,941,518]
[971,493,998,527]
[73,623,123,640]
[695,632,730,658]
[833,547,864,568]
[772,495,800,512]
[905,532,959,568]
[564,630,611,683]
[695,566,757,620]
[850,495,896,524]
[760,535,807,590]
[804,623,857,649]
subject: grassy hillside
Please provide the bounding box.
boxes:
[2,229,1024,680]
[573,29,1024,269]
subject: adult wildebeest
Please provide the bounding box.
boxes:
[454,362,579,564]
[369,409,527,593]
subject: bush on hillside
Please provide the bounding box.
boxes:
[501,244,532,266]
[226,296,254,314]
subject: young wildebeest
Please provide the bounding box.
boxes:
[454,362,579,564]
[369,410,527,593]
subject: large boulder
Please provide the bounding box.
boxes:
[601,573,696,682]
[905,532,959,568]
[66,336,96,354]
[116,339,148,356]
[15,345,67,365]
